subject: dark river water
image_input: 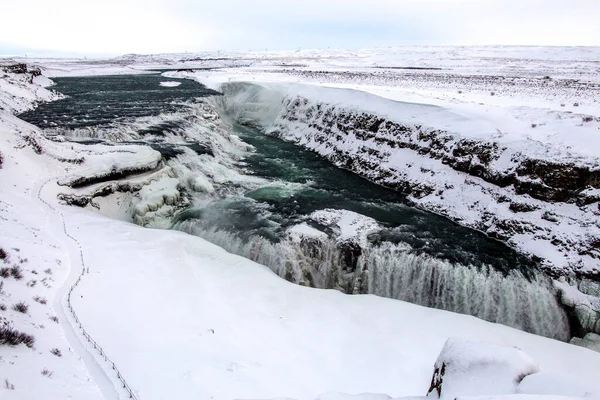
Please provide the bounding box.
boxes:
[19,73,571,340]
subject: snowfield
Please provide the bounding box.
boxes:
[1,49,600,399]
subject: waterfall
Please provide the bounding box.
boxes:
[174,220,570,341]
[366,243,569,340]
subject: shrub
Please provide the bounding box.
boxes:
[12,301,28,313]
[41,368,53,377]
[43,268,52,275]
[26,280,37,287]
[49,316,59,323]
[0,268,9,278]
[0,304,6,311]
[0,151,3,168]
[0,248,7,260]
[33,296,47,305]
[4,379,15,390]
[50,348,62,357]
[0,325,35,347]
[9,265,23,280]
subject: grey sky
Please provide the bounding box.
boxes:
[1,0,598,56]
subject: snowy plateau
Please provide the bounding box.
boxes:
[0,46,600,400]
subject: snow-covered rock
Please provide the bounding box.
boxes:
[426,338,539,399]
[309,209,381,246]
[570,333,600,353]
[554,280,600,336]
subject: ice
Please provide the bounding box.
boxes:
[426,338,539,399]
[287,223,327,242]
[159,81,182,87]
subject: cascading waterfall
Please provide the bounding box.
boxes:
[365,243,569,340]
[174,219,570,341]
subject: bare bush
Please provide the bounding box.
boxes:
[0,326,35,347]
[26,280,37,288]
[0,304,6,311]
[0,268,9,278]
[12,301,28,313]
[33,296,47,305]
[43,268,52,275]
[0,248,7,260]
[49,316,59,323]
[9,266,23,280]
[41,368,53,378]
[50,348,62,357]
[4,379,15,390]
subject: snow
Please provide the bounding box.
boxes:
[57,143,162,187]
[287,223,327,242]
[2,49,600,400]
[59,206,600,400]
[426,338,539,399]
[518,372,599,397]
[159,81,182,87]
[309,209,381,246]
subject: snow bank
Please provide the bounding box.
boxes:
[518,372,599,397]
[67,206,600,400]
[0,62,62,114]
[57,143,162,188]
[426,338,539,399]
[0,94,104,398]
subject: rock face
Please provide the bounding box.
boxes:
[289,104,599,204]
[426,338,540,399]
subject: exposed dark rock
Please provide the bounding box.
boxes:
[24,135,43,154]
[60,163,160,188]
[509,202,540,213]
[57,194,93,208]
[2,63,28,74]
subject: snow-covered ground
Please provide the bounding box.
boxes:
[2,49,600,399]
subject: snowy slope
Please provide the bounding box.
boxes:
[59,205,600,400]
[0,116,104,397]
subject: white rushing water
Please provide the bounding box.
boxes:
[174,221,570,341]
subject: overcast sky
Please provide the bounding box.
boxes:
[1,0,599,56]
